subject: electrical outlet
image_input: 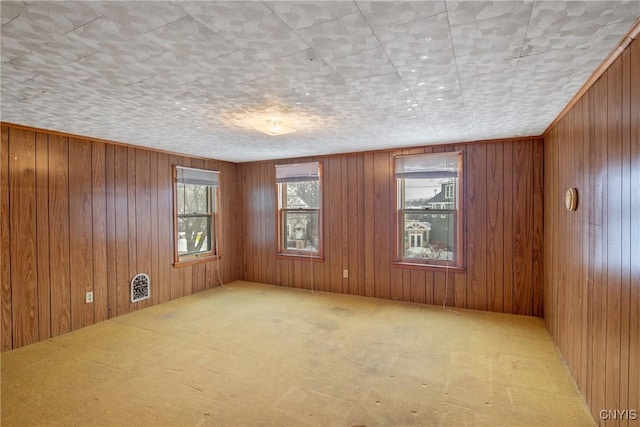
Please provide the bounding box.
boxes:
[86,291,93,304]
[343,269,349,278]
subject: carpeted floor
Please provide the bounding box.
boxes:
[1,281,594,426]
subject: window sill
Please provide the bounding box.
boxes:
[393,262,464,273]
[276,253,324,262]
[174,254,220,268]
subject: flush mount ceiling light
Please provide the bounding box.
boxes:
[250,118,296,136]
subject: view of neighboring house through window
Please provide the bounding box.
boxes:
[395,151,463,268]
[174,166,219,264]
[276,162,322,257]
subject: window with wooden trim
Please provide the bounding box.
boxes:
[173,166,219,265]
[276,162,322,257]
[395,151,463,269]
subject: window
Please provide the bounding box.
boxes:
[276,162,322,257]
[395,151,463,269]
[173,166,219,265]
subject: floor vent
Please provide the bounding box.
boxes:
[131,273,150,303]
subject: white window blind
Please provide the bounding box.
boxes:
[176,166,219,186]
[395,152,461,179]
[275,162,320,183]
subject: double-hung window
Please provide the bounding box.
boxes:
[395,151,463,269]
[174,166,219,265]
[276,162,322,257]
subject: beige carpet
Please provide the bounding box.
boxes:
[1,281,594,426]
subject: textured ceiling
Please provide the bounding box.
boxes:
[1,1,638,162]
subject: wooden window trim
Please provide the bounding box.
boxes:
[172,165,220,267]
[275,162,324,259]
[393,152,465,270]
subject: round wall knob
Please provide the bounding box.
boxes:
[565,188,578,211]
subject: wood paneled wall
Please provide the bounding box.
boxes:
[544,37,639,425]
[239,138,544,315]
[0,124,242,351]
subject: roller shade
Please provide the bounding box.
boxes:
[275,161,320,183]
[395,151,461,179]
[176,166,219,186]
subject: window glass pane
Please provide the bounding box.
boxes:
[282,211,319,252]
[178,183,209,214]
[402,212,454,261]
[404,178,455,209]
[284,181,319,209]
[177,216,211,256]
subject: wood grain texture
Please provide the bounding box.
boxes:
[0,126,10,351]
[544,36,640,425]
[92,142,108,323]
[35,133,51,341]
[105,143,117,319]
[9,128,38,348]
[628,35,640,425]
[157,153,172,303]
[486,142,504,313]
[1,124,241,351]
[68,138,94,330]
[48,135,71,337]
[465,144,488,311]
[239,137,543,314]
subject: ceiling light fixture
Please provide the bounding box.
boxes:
[250,118,296,136]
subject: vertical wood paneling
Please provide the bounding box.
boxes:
[628,36,640,424]
[363,152,375,298]
[127,148,138,309]
[465,144,488,310]
[68,138,94,330]
[410,269,426,304]
[1,125,240,351]
[157,153,172,303]
[544,37,640,425]
[35,132,51,340]
[503,141,515,314]
[149,151,160,304]
[114,146,130,316]
[486,142,504,312]
[424,270,434,305]
[373,152,390,299]
[579,96,591,396]
[591,75,608,418]
[347,155,361,296]
[605,56,622,423]
[262,161,275,286]
[341,157,349,294]
[329,157,343,293]
[48,135,70,337]
[239,137,543,316]
[618,47,631,427]
[9,128,38,348]
[0,126,11,351]
[513,141,533,315]
[105,144,117,319]
[532,139,544,318]
[169,156,183,300]
[92,142,108,323]
[135,149,152,307]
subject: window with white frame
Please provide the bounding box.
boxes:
[276,162,322,257]
[174,166,219,264]
[395,151,463,268]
